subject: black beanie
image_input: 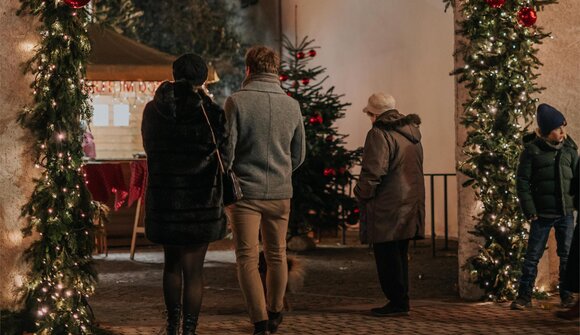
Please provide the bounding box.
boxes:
[537,103,566,136]
[172,53,208,86]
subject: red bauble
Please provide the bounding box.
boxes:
[286,92,292,97]
[308,49,317,57]
[484,0,505,8]
[296,51,305,59]
[309,114,323,125]
[301,78,310,85]
[325,135,334,142]
[323,168,336,177]
[279,74,289,81]
[64,0,91,8]
[517,7,537,27]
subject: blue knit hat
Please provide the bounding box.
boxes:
[537,103,566,136]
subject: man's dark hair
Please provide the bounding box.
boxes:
[245,46,280,75]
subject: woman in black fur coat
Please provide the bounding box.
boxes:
[141,54,228,335]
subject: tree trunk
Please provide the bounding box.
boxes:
[0,0,38,310]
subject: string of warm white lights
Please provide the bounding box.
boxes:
[17,0,98,333]
[450,0,556,301]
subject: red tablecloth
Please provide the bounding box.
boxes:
[83,163,129,211]
[128,160,148,207]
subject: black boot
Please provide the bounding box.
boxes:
[182,314,199,335]
[164,305,181,335]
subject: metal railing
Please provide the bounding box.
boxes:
[335,173,457,257]
[424,173,456,257]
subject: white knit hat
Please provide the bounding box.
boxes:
[363,93,396,115]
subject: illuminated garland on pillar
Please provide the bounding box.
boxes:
[17,0,97,333]
[446,0,556,301]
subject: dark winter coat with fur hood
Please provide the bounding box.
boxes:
[141,81,228,245]
[354,109,425,244]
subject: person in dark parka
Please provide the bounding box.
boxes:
[354,93,425,317]
[511,103,578,310]
[141,53,228,335]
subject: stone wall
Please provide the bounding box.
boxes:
[0,0,38,310]
[534,2,580,292]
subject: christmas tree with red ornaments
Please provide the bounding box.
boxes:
[280,36,362,236]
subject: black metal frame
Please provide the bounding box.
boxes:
[333,173,456,257]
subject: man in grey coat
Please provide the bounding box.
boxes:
[224,45,305,335]
[355,93,425,317]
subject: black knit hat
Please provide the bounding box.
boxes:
[172,53,208,86]
[537,103,566,136]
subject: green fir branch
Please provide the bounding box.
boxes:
[17,0,97,333]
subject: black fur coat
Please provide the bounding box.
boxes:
[141,81,227,245]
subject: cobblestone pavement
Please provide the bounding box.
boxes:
[100,300,578,335]
[92,240,579,335]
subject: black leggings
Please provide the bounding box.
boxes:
[163,243,209,317]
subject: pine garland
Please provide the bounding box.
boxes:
[17,0,97,333]
[450,0,556,301]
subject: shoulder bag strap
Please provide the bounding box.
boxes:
[199,102,226,174]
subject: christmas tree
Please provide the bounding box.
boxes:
[280,36,362,236]
[446,0,556,301]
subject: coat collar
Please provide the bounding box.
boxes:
[241,73,285,94]
[524,132,578,151]
[373,109,422,144]
[373,109,422,130]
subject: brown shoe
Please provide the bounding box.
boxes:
[555,300,579,320]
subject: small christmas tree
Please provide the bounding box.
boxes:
[280,36,362,236]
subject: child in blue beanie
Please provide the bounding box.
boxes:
[511,103,579,310]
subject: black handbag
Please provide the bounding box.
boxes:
[200,102,243,206]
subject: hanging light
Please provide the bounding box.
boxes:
[206,62,220,85]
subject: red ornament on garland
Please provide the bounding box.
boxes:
[484,0,505,8]
[308,49,317,57]
[517,7,537,27]
[323,168,336,177]
[296,51,305,59]
[301,78,310,85]
[64,0,91,8]
[325,135,334,142]
[279,74,289,81]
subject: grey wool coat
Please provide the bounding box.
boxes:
[354,110,426,244]
[141,81,228,245]
[224,73,306,199]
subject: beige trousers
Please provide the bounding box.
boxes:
[229,199,290,322]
